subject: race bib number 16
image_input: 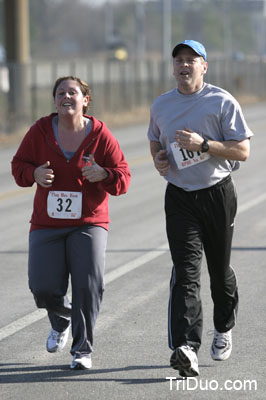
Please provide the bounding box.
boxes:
[170,142,210,170]
[47,191,82,219]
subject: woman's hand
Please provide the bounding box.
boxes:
[33,161,55,188]
[82,155,108,182]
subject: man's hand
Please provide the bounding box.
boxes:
[33,161,55,188]
[176,127,203,152]
[154,149,170,176]
[176,128,250,161]
[82,154,108,182]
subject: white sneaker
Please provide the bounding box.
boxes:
[170,344,199,377]
[210,329,232,361]
[46,325,70,353]
[70,354,92,370]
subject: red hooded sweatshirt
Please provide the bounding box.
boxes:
[11,114,131,231]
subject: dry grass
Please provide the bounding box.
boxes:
[0,96,262,149]
[0,106,150,149]
[0,128,27,148]
[98,105,150,129]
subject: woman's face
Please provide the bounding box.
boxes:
[54,79,89,117]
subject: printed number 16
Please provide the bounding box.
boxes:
[179,148,201,161]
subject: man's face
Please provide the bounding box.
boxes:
[173,47,208,94]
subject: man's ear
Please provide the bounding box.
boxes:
[202,61,208,76]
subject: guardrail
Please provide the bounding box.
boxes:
[1,57,265,134]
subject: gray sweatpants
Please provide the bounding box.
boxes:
[28,225,108,356]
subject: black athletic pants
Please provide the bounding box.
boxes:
[165,175,239,352]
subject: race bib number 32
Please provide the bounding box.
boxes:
[47,191,82,219]
[170,142,210,170]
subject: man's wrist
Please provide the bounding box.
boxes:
[201,138,210,153]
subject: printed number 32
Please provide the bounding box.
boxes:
[56,198,72,213]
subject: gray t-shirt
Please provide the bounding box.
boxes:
[148,83,253,191]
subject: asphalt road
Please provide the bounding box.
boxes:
[0,103,266,399]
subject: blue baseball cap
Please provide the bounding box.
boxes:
[172,40,207,61]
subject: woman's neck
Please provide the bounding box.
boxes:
[58,114,85,133]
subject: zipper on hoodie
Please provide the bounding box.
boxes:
[67,136,98,163]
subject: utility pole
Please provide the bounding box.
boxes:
[4,0,30,131]
[136,0,146,60]
[222,0,232,58]
[162,0,171,63]
[161,0,172,90]
[104,0,114,46]
[261,0,266,55]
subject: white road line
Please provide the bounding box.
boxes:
[0,309,47,342]
[0,243,169,342]
[104,243,168,285]
[1,191,265,343]
[237,193,266,214]
[0,155,151,203]
[95,280,169,333]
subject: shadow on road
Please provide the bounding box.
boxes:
[0,363,173,385]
